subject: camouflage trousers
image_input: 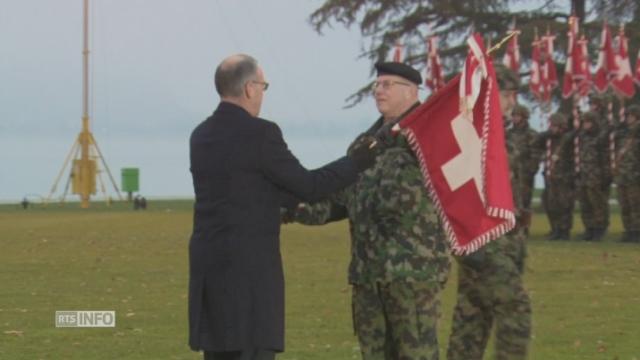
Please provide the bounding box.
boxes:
[521,174,536,213]
[617,183,640,232]
[577,184,610,231]
[352,281,442,360]
[542,179,575,233]
[447,247,531,360]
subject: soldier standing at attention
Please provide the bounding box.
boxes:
[290,62,451,360]
[506,104,540,236]
[614,104,640,243]
[576,111,610,241]
[536,113,575,240]
[446,65,531,360]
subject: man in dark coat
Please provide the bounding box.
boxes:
[188,54,377,360]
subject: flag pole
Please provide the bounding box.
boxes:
[608,99,617,175]
[487,31,518,56]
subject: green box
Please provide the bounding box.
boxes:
[121,168,140,192]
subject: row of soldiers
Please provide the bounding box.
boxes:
[507,96,640,243]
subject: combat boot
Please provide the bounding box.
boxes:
[546,228,558,240]
[591,228,606,241]
[580,229,594,241]
[620,231,632,242]
[556,229,571,241]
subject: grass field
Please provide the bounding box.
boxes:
[0,200,639,359]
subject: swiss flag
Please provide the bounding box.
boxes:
[502,29,520,73]
[594,23,617,93]
[502,29,520,74]
[530,35,542,98]
[562,16,580,98]
[635,48,640,86]
[540,32,558,102]
[570,36,592,98]
[393,42,403,62]
[397,34,515,254]
[425,36,444,91]
[611,27,635,98]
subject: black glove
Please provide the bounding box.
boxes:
[373,121,397,148]
[348,136,378,172]
[458,247,488,270]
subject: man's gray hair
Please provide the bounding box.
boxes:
[214,54,259,97]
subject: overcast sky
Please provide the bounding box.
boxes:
[0,0,396,201]
[1,1,559,202]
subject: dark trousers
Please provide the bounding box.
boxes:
[204,349,275,360]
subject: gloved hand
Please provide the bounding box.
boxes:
[348,136,378,172]
[373,121,397,148]
[458,247,488,270]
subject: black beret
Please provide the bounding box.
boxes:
[375,62,422,85]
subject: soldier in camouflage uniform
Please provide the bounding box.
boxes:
[576,111,610,241]
[589,93,615,208]
[506,104,541,236]
[535,113,575,240]
[446,65,531,360]
[292,62,450,359]
[614,104,640,242]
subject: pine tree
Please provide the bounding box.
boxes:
[310,0,639,105]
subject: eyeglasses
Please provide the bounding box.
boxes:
[372,80,412,90]
[251,80,269,91]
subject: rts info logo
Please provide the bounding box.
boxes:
[55,311,116,328]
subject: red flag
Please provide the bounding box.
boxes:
[530,35,542,98]
[393,42,403,62]
[564,34,591,98]
[562,15,580,98]
[612,26,635,98]
[635,48,640,86]
[502,29,521,73]
[541,32,558,101]
[425,36,444,91]
[397,34,515,255]
[594,22,618,93]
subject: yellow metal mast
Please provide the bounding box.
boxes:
[45,0,122,208]
[79,0,91,208]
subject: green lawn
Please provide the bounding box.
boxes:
[0,200,639,359]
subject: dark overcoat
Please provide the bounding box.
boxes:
[188,102,359,352]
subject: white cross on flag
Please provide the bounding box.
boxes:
[396,33,515,255]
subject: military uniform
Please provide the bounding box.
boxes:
[614,105,640,242]
[576,111,610,240]
[295,118,451,359]
[536,113,575,240]
[506,104,541,234]
[447,65,531,360]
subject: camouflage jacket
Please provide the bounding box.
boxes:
[614,122,640,185]
[533,131,575,184]
[295,118,451,286]
[506,123,541,181]
[577,128,610,186]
